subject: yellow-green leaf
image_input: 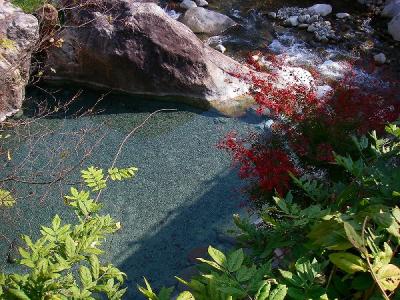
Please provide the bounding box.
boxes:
[377,264,400,291]
[329,252,367,274]
[208,246,226,266]
[176,291,195,300]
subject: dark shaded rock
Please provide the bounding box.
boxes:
[175,266,200,292]
[35,4,59,38]
[44,0,250,109]
[0,0,39,121]
[187,246,208,264]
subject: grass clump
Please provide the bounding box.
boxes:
[12,0,46,13]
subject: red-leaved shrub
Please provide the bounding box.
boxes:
[220,55,400,203]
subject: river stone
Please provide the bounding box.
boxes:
[215,44,226,53]
[308,4,332,16]
[286,16,299,26]
[179,7,237,35]
[0,0,39,121]
[336,12,351,19]
[273,66,315,90]
[388,14,400,40]
[374,53,386,64]
[195,0,208,7]
[44,0,250,109]
[382,0,400,18]
[180,0,197,10]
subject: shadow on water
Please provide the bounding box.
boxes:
[114,168,245,299]
[2,85,253,299]
[22,86,208,118]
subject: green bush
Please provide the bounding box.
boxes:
[0,166,137,299]
[141,123,400,299]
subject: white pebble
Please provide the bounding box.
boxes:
[215,44,226,54]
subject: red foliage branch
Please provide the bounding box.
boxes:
[220,54,400,202]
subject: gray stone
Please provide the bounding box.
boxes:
[180,0,197,10]
[0,0,39,121]
[298,14,308,23]
[388,14,400,40]
[336,12,351,19]
[286,15,299,26]
[374,52,386,64]
[194,0,208,7]
[179,7,237,35]
[382,0,400,18]
[308,4,332,16]
[267,12,277,19]
[309,14,320,23]
[307,24,317,32]
[44,0,250,109]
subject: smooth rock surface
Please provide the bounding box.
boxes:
[0,0,39,121]
[336,12,350,19]
[194,0,208,7]
[45,0,250,109]
[215,44,226,53]
[374,53,386,64]
[388,14,400,40]
[308,4,332,16]
[287,16,299,26]
[382,0,400,18]
[180,0,197,10]
[273,66,315,89]
[179,7,237,35]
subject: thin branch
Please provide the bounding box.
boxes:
[95,108,177,202]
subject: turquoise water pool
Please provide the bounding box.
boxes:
[0,88,261,298]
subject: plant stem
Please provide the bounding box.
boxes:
[361,217,390,300]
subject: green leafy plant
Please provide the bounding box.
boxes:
[0,165,137,299]
[139,246,288,300]
[228,123,400,299]
[141,122,400,299]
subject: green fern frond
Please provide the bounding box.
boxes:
[108,166,138,181]
[0,189,16,207]
[81,167,106,192]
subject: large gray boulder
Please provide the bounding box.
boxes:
[44,0,249,109]
[0,0,39,121]
[382,0,400,18]
[388,14,400,41]
[179,7,237,35]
